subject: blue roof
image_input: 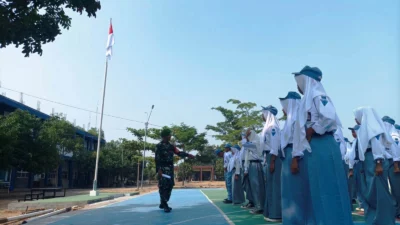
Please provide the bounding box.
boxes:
[0,95,105,143]
[0,95,50,120]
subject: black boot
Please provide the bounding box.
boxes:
[163,203,172,213]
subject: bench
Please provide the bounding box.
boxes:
[0,181,10,194]
[18,188,66,202]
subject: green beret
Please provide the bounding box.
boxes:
[161,128,172,137]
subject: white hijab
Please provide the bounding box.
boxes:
[293,75,342,153]
[248,129,261,151]
[383,122,397,139]
[260,110,280,151]
[280,98,300,149]
[353,107,393,160]
[334,128,346,159]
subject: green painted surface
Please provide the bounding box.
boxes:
[201,189,367,225]
[37,193,114,203]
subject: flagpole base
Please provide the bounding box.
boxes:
[90,190,99,196]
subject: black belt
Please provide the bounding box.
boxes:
[249,160,261,163]
[366,148,372,152]
[286,143,293,148]
[312,131,334,137]
[242,160,245,164]
[232,167,236,170]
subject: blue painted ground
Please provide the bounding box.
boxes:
[26,189,400,225]
[30,189,229,225]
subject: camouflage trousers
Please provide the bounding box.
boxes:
[158,167,174,204]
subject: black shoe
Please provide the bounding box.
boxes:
[250,209,263,214]
[163,203,172,213]
[223,199,233,204]
[159,204,164,209]
[241,202,254,209]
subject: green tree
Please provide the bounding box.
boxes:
[170,123,208,184]
[97,139,142,187]
[0,0,101,57]
[40,114,84,156]
[0,110,60,173]
[214,158,224,181]
[206,99,263,144]
[88,127,105,139]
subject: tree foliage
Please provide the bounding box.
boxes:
[206,99,263,144]
[0,0,101,57]
[127,123,211,183]
[87,127,105,139]
[0,110,84,173]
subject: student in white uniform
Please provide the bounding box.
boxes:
[382,116,400,219]
[239,133,253,207]
[347,125,364,211]
[353,107,396,225]
[223,144,233,204]
[260,105,282,222]
[279,91,313,225]
[231,144,245,205]
[292,66,353,225]
[242,129,265,214]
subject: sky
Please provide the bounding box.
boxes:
[1,0,399,146]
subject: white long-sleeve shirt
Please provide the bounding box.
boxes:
[261,126,281,156]
[390,133,400,162]
[369,134,385,161]
[227,154,235,172]
[243,142,263,173]
[223,151,233,170]
[234,151,242,175]
[347,140,360,169]
[305,96,338,135]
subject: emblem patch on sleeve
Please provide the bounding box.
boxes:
[320,96,328,106]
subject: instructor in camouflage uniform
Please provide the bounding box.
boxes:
[155,128,194,213]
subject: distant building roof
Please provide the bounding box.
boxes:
[0,95,105,143]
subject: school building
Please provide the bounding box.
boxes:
[0,95,106,191]
[174,165,215,181]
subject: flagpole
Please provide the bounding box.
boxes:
[90,57,108,196]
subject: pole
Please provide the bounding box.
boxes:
[90,58,108,196]
[140,105,154,189]
[136,158,140,190]
[121,147,124,187]
[141,122,148,189]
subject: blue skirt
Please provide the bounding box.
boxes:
[353,161,364,208]
[281,146,314,225]
[231,168,245,204]
[263,152,282,219]
[360,151,396,225]
[304,133,354,225]
[388,159,400,217]
[244,161,265,210]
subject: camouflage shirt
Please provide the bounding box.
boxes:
[155,141,190,174]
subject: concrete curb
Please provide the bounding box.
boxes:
[8,192,139,211]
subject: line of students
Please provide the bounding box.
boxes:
[215,65,400,225]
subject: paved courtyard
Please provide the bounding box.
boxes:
[28,189,400,225]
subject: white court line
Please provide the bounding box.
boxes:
[167,209,246,225]
[199,189,235,225]
[97,190,158,208]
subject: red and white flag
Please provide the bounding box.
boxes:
[106,21,115,60]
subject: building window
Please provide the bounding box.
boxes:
[49,171,57,179]
[17,170,29,178]
[62,171,68,179]
[73,172,78,179]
